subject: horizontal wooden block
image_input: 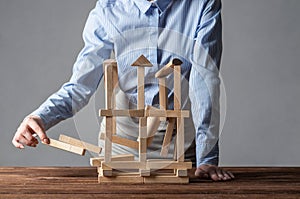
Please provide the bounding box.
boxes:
[90,154,135,167]
[176,169,188,177]
[145,109,189,118]
[100,133,139,149]
[43,138,85,156]
[59,134,102,154]
[99,175,144,184]
[146,160,192,170]
[99,109,145,117]
[144,176,189,184]
[140,169,151,177]
[102,161,142,170]
[155,58,183,78]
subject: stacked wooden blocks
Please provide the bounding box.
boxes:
[92,55,192,184]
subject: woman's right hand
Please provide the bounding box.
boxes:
[12,115,49,149]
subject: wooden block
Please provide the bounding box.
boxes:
[174,65,181,110]
[144,176,189,184]
[160,118,176,157]
[102,161,142,170]
[145,109,189,118]
[131,54,153,67]
[99,168,112,177]
[99,175,144,184]
[105,62,113,109]
[99,109,145,117]
[137,67,145,109]
[43,138,85,156]
[176,117,184,162]
[100,133,139,149]
[139,117,147,164]
[59,134,102,154]
[145,106,161,138]
[140,169,151,177]
[90,154,135,167]
[176,169,188,177]
[105,117,113,162]
[158,78,167,119]
[155,58,183,78]
[146,160,192,170]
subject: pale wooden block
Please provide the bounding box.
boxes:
[99,168,112,177]
[140,169,151,177]
[176,169,188,177]
[174,65,181,110]
[99,109,145,117]
[139,117,147,164]
[144,176,189,184]
[176,117,184,162]
[155,58,183,78]
[90,154,135,167]
[104,116,113,162]
[104,62,113,109]
[158,78,167,118]
[145,109,189,118]
[146,160,192,170]
[131,54,153,67]
[59,134,102,154]
[100,133,139,149]
[99,175,144,184]
[145,106,161,138]
[102,59,117,89]
[44,138,85,156]
[160,118,176,157]
[137,67,145,110]
[102,161,142,170]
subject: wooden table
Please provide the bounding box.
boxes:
[0,167,299,198]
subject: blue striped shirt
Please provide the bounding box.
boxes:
[32,0,222,167]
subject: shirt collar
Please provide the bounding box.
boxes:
[133,0,173,14]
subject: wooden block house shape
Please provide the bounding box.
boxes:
[93,55,192,184]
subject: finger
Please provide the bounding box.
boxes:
[23,131,39,145]
[195,169,209,178]
[216,168,226,180]
[12,138,25,149]
[17,135,32,146]
[222,171,231,180]
[208,169,220,181]
[227,171,235,179]
[27,119,49,144]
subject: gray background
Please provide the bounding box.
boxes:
[0,0,299,166]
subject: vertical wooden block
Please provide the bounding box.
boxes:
[112,63,118,135]
[159,78,167,121]
[105,117,113,162]
[104,62,113,109]
[160,118,176,157]
[139,117,147,176]
[159,78,167,109]
[176,117,184,162]
[139,117,147,163]
[137,67,145,110]
[173,65,181,110]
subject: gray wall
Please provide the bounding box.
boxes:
[0,0,299,166]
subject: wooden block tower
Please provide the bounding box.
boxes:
[92,55,192,184]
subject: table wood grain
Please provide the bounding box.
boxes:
[0,167,299,198]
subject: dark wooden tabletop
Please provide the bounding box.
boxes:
[0,167,299,198]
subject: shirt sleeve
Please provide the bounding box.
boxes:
[31,2,113,130]
[189,0,222,167]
